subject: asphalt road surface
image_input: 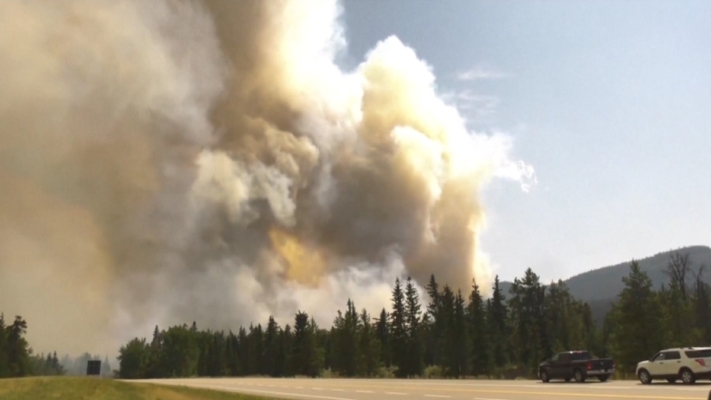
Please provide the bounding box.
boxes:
[136,377,711,400]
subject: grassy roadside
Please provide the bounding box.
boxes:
[0,377,278,400]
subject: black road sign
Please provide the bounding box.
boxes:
[86,360,101,376]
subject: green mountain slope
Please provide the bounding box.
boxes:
[498,245,711,324]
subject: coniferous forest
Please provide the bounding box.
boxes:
[0,314,65,378]
[117,251,711,380]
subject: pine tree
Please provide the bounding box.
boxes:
[424,275,442,367]
[278,325,292,376]
[6,316,30,377]
[486,276,508,369]
[389,278,408,377]
[608,260,663,373]
[375,308,391,368]
[118,338,149,379]
[249,324,264,375]
[356,309,379,376]
[264,317,279,377]
[332,300,358,376]
[467,279,489,376]
[693,267,711,344]
[237,327,249,376]
[440,285,457,376]
[0,314,9,378]
[405,277,423,377]
[290,311,319,377]
[453,290,469,377]
[508,269,548,375]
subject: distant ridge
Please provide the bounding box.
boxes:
[497,245,711,323]
[564,245,711,301]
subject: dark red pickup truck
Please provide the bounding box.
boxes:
[538,350,615,383]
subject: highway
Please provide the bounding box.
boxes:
[136,377,711,400]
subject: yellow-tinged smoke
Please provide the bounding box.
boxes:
[0,0,535,356]
[268,227,327,287]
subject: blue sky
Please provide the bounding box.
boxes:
[341,0,711,283]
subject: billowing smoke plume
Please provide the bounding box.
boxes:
[0,0,534,355]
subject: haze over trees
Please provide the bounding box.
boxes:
[117,250,711,379]
[0,314,64,378]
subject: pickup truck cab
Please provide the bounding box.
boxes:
[636,347,711,384]
[538,350,615,383]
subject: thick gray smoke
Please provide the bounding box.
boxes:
[0,0,535,356]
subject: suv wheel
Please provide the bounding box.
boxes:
[680,368,696,384]
[540,369,550,383]
[638,369,652,384]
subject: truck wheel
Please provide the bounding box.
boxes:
[680,368,696,384]
[574,369,586,383]
[540,369,550,383]
[598,375,609,382]
[638,369,652,384]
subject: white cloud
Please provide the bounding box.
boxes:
[456,65,510,81]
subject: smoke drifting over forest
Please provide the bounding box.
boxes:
[0,0,534,355]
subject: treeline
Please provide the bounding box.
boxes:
[0,314,65,378]
[605,252,711,373]
[118,251,711,379]
[60,353,113,377]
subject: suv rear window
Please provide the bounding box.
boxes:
[685,349,711,358]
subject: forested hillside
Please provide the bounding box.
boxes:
[500,246,711,326]
[118,250,711,379]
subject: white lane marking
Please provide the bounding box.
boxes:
[190,385,356,400]
[475,398,506,400]
[424,395,450,398]
[385,392,406,395]
[295,386,304,389]
[355,390,373,393]
[313,387,324,390]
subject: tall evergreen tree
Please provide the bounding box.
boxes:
[467,280,489,376]
[332,300,358,376]
[375,308,391,368]
[405,277,424,377]
[389,278,408,377]
[237,327,249,376]
[608,261,663,373]
[453,290,469,377]
[264,317,279,377]
[486,276,508,369]
[6,316,30,377]
[356,309,379,376]
[118,338,149,379]
[508,268,548,374]
[424,275,442,367]
[225,331,238,376]
[440,285,457,376]
[290,312,319,377]
[0,314,9,378]
[693,267,711,344]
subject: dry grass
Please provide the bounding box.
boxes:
[0,377,278,400]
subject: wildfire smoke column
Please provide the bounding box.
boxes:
[0,0,535,356]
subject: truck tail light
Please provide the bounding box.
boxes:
[587,361,593,370]
[695,359,706,367]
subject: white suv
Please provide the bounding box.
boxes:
[636,347,711,384]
